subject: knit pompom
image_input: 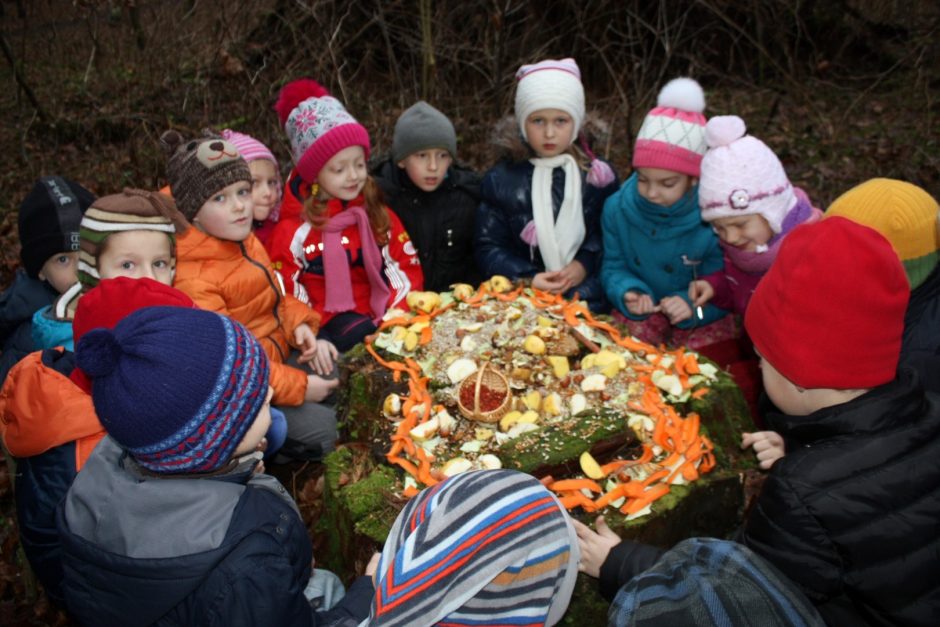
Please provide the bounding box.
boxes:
[275,79,331,127]
[656,78,705,113]
[705,115,747,148]
[76,328,124,378]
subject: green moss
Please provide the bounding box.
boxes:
[344,465,398,520]
[561,575,609,625]
[499,410,628,473]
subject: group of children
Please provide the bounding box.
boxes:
[0,55,937,626]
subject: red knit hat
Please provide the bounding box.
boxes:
[70,277,196,393]
[745,217,909,389]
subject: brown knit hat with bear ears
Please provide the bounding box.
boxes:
[161,129,252,221]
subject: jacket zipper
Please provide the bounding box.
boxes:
[239,241,286,360]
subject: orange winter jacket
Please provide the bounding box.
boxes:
[0,349,103,471]
[174,228,320,406]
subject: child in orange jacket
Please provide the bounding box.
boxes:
[162,130,337,461]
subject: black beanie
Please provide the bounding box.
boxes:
[18,176,95,278]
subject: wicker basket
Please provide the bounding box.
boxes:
[457,363,511,423]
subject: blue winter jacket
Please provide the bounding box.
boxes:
[31,305,74,351]
[475,158,618,312]
[0,269,57,384]
[57,438,374,627]
[600,173,727,328]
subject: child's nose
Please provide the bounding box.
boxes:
[428,156,439,171]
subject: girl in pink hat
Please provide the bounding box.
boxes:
[600,78,735,352]
[220,129,283,248]
[690,115,822,317]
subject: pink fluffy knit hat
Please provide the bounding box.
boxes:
[220,129,282,221]
[698,116,796,233]
[632,78,708,177]
[274,79,371,184]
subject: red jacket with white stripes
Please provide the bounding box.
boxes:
[267,195,423,327]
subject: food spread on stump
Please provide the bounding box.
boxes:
[366,276,721,520]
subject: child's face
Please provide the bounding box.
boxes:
[249,160,279,222]
[317,146,367,201]
[39,251,79,294]
[233,386,274,457]
[98,230,174,285]
[711,214,774,252]
[524,109,574,158]
[398,149,453,192]
[636,168,695,207]
[194,180,254,242]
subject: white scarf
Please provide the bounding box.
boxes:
[530,154,585,271]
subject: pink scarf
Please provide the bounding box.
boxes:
[321,205,390,323]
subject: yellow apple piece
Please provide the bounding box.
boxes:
[450,283,475,301]
[580,354,597,369]
[523,390,542,411]
[382,393,402,418]
[478,454,502,470]
[488,275,513,293]
[569,393,588,415]
[600,361,621,378]
[446,358,478,384]
[542,392,563,416]
[404,330,419,352]
[409,417,439,442]
[519,410,539,424]
[581,373,607,392]
[546,355,570,378]
[474,427,494,441]
[408,320,429,333]
[499,410,523,432]
[537,315,554,328]
[441,457,473,477]
[579,451,605,479]
[523,335,546,355]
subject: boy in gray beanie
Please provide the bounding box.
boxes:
[373,101,482,292]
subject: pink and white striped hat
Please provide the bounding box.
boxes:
[632,78,708,177]
[220,129,282,221]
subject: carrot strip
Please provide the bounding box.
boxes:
[691,387,710,399]
[600,460,630,475]
[402,485,420,498]
[549,478,603,493]
[684,353,700,375]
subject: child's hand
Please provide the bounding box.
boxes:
[365,552,381,578]
[624,291,659,315]
[659,295,693,324]
[533,271,567,293]
[305,375,339,403]
[688,280,714,307]
[310,339,338,376]
[742,431,786,469]
[571,515,621,578]
[556,260,587,293]
[294,323,317,362]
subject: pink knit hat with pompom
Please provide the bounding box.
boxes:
[698,116,796,233]
[632,78,708,177]
[274,79,371,184]
[220,129,282,222]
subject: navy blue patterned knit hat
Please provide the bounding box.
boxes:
[76,306,270,474]
[609,538,825,627]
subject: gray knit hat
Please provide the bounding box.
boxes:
[391,101,457,163]
[161,129,252,221]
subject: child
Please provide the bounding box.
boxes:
[57,306,375,626]
[601,78,732,350]
[0,277,194,605]
[0,176,94,384]
[825,178,940,391]
[30,189,177,352]
[690,115,822,317]
[365,469,579,626]
[741,217,939,624]
[476,58,618,312]
[161,129,337,462]
[268,79,423,362]
[573,524,823,627]
[220,128,283,248]
[373,101,482,292]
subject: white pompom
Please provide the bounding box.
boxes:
[705,115,747,148]
[656,78,706,113]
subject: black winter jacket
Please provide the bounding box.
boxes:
[373,159,482,292]
[902,265,940,392]
[57,438,373,627]
[0,269,56,384]
[742,368,940,626]
[474,159,618,312]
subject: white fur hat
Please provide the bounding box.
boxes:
[514,58,585,141]
[698,115,796,233]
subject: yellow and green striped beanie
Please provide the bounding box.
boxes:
[826,178,939,290]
